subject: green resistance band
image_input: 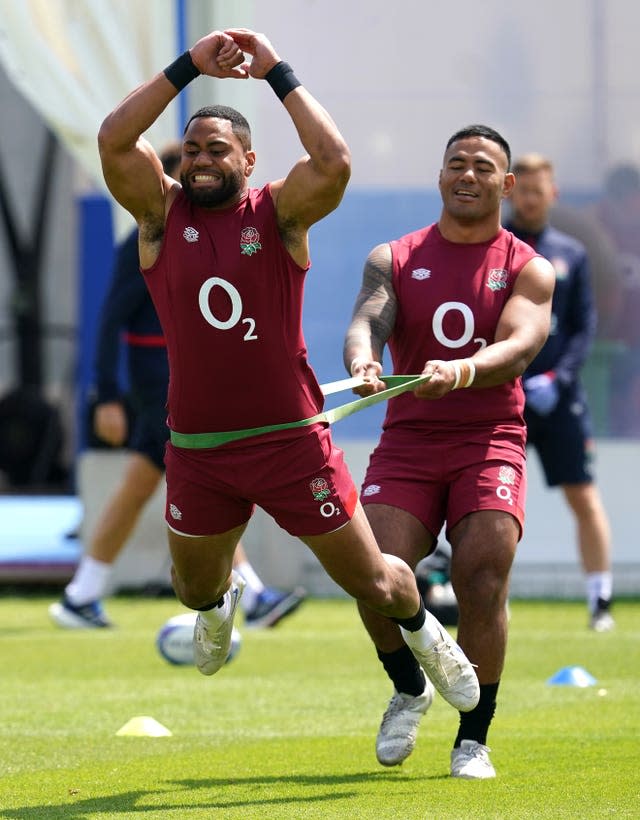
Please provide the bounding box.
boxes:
[169,374,430,449]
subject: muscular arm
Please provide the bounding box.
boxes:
[274,88,351,231]
[476,255,556,382]
[97,78,180,230]
[343,243,397,393]
[414,255,556,398]
[98,31,246,261]
[224,30,351,266]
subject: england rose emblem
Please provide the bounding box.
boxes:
[240,226,262,255]
[498,466,516,485]
[486,268,508,291]
[310,477,330,501]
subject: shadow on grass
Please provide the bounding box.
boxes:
[0,771,449,818]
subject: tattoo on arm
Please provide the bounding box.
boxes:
[346,244,397,360]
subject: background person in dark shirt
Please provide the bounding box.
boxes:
[590,162,640,436]
[506,153,614,631]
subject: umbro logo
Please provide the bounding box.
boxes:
[183,226,199,243]
[169,503,182,520]
[411,268,431,281]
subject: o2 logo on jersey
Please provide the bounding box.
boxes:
[432,301,488,350]
[198,277,258,341]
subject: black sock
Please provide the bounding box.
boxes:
[391,598,426,632]
[454,681,499,747]
[195,595,225,612]
[376,645,425,697]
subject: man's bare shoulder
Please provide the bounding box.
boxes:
[365,243,393,281]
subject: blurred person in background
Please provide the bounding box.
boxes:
[49,142,306,631]
[506,153,614,631]
[590,163,640,436]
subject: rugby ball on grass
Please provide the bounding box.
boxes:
[156,612,242,666]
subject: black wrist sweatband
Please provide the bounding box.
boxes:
[164,51,201,91]
[265,61,301,102]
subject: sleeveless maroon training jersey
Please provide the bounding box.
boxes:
[385,224,539,431]
[142,185,324,434]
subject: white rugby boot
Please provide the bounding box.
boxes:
[193,572,245,676]
[376,673,435,766]
[450,739,496,779]
[401,610,479,711]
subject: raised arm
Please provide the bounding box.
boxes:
[98,31,247,232]
[224,29,351,265]
[414,255,556,399]
[343,243,397,395]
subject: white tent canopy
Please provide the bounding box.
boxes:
[0,0,180,191]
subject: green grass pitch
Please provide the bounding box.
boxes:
[0,594,637,818]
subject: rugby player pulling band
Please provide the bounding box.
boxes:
[169,374,431,449]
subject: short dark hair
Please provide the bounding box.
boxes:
[184,105,252,151]
[159,140,182,177]
[445,124,511,170]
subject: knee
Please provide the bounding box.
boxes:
[171,566,226,610]
[352,555,414,613]
[454,563,510,614]
[355,575,396,611]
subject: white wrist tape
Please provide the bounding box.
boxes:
[451,360,462,390]
[451,358,475,390]
[464,359,476,388]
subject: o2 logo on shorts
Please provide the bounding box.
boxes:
[496,465,516,507]
[310,477,341,518]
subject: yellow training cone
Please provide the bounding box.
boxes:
[116,716,172,737]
